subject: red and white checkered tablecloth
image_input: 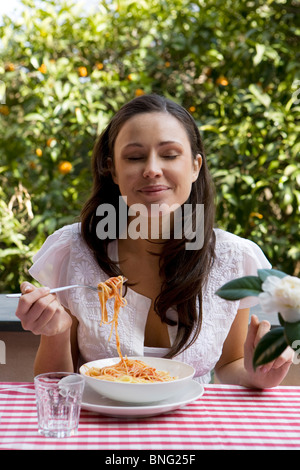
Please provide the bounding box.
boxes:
[1,382,300,451]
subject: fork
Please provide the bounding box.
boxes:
[6,278,127,298]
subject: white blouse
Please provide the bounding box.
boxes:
[29,223,271,384]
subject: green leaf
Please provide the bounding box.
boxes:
[24,113,45,122]
[253,327,288,370]
[257,269,287,282]
[253,44,266,66]
[249,84,271,108]
[199,124,219,133]
[30,56,39,69]
[284,321,300,347]
[215,276,263,300]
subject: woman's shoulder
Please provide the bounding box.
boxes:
[212,227,271,270]
[45,222,81,243]
[214,227,261,250]
[30,223,82,262]
[52,222,81,238]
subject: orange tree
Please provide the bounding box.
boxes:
[0,0,299,291]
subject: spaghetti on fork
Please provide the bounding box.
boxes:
[84,276,177,384]
[97,275,127,359]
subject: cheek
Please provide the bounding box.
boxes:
[174,163,195,186]
[175,168,196,198]
[114,167,139,191]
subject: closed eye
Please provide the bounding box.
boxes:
[125,154,179,161]
[126,156,144,161]
[161,155,179,159]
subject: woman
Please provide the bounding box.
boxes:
[16,94,293,387]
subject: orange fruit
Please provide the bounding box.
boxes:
[46,137,56,147]
[250,212,263,219]
[0,105,9,115]
[216,76,229,86]
[38,64,47,74]
[96,62,104,70]
[35,148,43,157]
[78,66,88,77]
[58,161,72,174]
[165,61,171,67]
[135,88,145,96]
[189,106,196,113]
[5,63,15,72]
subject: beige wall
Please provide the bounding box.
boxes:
[0,332,40,382]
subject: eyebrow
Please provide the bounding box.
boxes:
[123,140,183,149]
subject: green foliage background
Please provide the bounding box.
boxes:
[0,0,299,292]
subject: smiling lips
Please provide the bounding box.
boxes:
[138,185,170,194]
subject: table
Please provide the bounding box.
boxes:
[1,383,300,451]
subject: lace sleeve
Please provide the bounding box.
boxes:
[28,224,76,309]
[214,229,272,310]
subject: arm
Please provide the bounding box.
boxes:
[15,282,79,375]
[215,308,293,389]
[34,311,79,375]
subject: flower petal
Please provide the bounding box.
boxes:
[261,275,281,295]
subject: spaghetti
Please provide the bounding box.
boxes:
[94,275,177,383]
[97,275,127,359]
[85,357,177,383]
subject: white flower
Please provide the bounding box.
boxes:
[258,275,300,323]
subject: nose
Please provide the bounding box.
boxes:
[142,153,163,178]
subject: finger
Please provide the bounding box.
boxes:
[24,291,56,320]
[15,286,51,318]
[244,315,272,372]
[258,361,275,374]
[257,342,293,374]
[246,314,259,340]
[27,297,60,334]
[244,315,260,350]
[20,282,35,294]
[18,293,58,333]
[254,319,271,348]
[252,319,272,371]
[271,347,294,370]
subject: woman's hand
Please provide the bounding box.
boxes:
[15,282,73,337]
[243,314,294,388]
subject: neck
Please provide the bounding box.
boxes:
[119,231,165,256]
[119,212,176,256]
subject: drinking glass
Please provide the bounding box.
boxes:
[34,372,85,438]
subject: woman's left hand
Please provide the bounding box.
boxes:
[244,314,294,388]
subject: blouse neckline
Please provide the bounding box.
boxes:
[107,239,178,347]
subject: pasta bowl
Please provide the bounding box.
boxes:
[79,356,195,404]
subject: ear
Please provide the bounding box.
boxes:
[107,157,118,184]
[192,154,202,182]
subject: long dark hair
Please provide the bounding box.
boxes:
[80,94,216,358]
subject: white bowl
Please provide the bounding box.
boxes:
[79,356,195,404]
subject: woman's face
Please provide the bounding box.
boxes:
[111,112,202,214]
